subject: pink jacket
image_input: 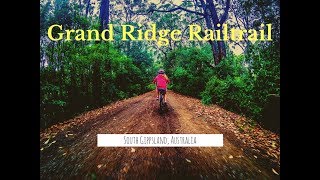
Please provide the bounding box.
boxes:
[153,74,170,89]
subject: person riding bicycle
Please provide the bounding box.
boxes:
[153,69,170,103]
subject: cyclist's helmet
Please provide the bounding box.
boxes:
[158,69,165,74]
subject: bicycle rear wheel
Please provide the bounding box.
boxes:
[159,94,164,110]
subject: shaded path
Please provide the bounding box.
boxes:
[40,91,279,179]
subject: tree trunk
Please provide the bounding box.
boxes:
[85,0,91,17]
[69,65,78,113]
[92,60,102,107]
[202,0,230,65]
[199,0,219,66]
[99,0,110,32]
[78,0,82,16]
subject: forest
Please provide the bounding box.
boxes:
[40,0,280,130]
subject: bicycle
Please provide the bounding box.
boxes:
[158,89,166,112]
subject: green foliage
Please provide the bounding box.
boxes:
[162,41,279,120]
[41,42,152,129]
[41,38,150,129]
[146,83,156,91]
[201,74,261,119]
[40,0,155,129]
[200,42,279,120]
[165,45,213,97]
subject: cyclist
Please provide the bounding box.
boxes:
[153,69,170,103]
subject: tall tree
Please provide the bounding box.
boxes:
[85,0,91,17]
[99,0,110,32]
[145,0,231,66]
[229,0,279,56]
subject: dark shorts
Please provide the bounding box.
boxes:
[157,88,166,94]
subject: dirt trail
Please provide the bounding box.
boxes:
[40,91,279,179]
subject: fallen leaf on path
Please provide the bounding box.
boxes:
[272,168,279,175]
[97,164,103,169]
[272,153,278,159]
[131,148,135,153]
[185,158,191,163]
[229,155,233,159]
[122,165,129,173]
